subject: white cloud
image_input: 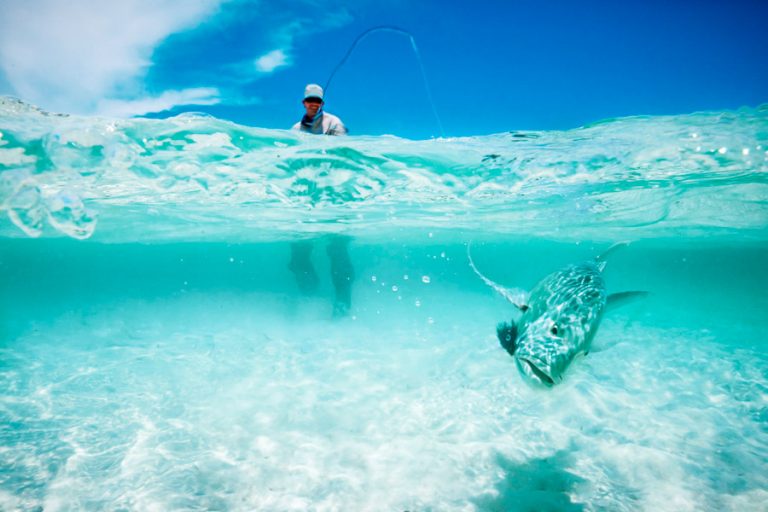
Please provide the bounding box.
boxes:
[232,8,353,81]
[0,0,224,115]
[255,49,290,73]
[97,87,221,117]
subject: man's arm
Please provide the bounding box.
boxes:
[329,121,348,136]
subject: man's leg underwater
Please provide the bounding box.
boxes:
[288,240,319,294]
[326,235,355,316]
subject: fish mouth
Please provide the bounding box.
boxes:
[515,357,555,387]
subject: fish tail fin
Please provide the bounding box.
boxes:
[496,321,518,356]
[596,241,631,271]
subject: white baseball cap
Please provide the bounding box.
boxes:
[303,83,324,101]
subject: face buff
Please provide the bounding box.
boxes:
[301,109,323,129]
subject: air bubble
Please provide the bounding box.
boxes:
[45,191,97,239]
[415,300,421,307]
[403,274,409,280]
[427,317,434,324]
[422,275,431,284]
[7,183,45,237]
[718,147,727,154]
[392,285,399,292]
[371,275,377,282]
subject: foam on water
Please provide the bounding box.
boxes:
[1,97,766,243]
[1,99,767,511]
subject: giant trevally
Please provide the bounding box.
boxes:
[469,243,646,387]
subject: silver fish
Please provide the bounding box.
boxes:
[469,243,645,387]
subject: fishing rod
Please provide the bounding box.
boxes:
[322,26,445,138]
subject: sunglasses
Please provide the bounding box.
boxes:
[304,98,323,104]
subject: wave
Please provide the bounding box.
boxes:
[1,97,766,242]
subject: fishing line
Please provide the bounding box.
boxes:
[323,26,445,138]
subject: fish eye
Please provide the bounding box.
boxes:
[550,324,559,335]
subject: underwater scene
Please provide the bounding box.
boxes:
[1,97,767,511]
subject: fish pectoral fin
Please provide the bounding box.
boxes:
[467,243,529,310]
[606,291,649,312]
[496,321,518,356]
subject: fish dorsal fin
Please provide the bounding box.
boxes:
[467,243,529,311]
[595,241,631,272]
[606,291,649,312]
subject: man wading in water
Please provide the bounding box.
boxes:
[290,84,354,317]
[292,83,347,135]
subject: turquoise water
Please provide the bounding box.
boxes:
[1,97,767,510]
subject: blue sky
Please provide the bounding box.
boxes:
[1,0,766,139]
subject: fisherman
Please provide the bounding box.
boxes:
[292,83,348,135]
[289,83,353,316]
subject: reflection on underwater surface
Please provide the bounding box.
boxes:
[1,97,766,243]
[1,237,767,511]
